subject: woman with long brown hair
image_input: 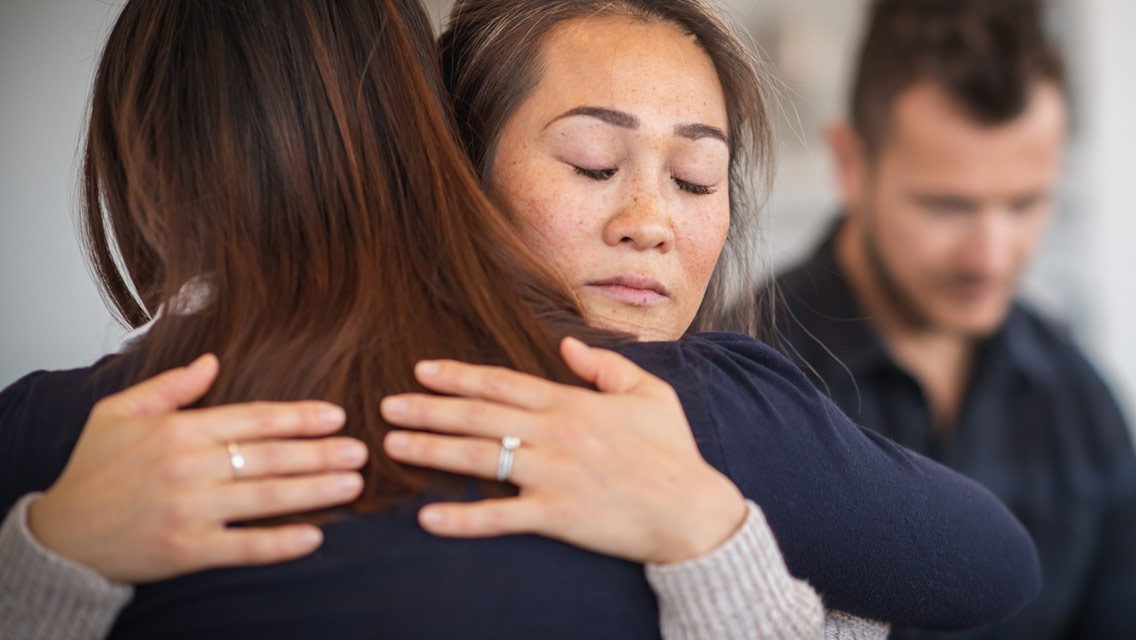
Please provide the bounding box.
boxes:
[1,0,1037,637]
[1,0,824,637]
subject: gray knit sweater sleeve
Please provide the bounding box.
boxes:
[0,495,887,640]
[647,500,889,640]
[0,493,133,640]
[825,611,890,639]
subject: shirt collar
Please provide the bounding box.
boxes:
[115,278,212,352]
[787,217,1058,390]
[783,218,893,380]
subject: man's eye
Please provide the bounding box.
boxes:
[674,177,714,196]
[574,167,617,181]
[1010,195,1046,214]
[918,198,973,215]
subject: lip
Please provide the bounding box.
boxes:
[943,280,1000,303]
[586,275,670,307]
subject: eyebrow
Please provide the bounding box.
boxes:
[674,122,728,144]
[547,106,728,145]
[548,106,638,130]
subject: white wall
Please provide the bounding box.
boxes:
[1079,0,1136,423]
[1,0,126,387]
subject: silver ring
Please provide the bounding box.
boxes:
[496,436,521,482]
[227,442,246,480]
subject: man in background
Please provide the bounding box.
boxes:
[771,0,1136,637]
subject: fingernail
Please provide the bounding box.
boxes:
[189,353,216,370]
[298,527,323,547]
[321,405,347,426]
[385,432,410,452]
[382,397,407,416]
[420,508,444,526]
[337,473,363,492]
[342,441,368,464]
[416,361,440,377]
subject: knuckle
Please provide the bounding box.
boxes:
[406,435,436,460]
[248,406,278,433]
[483,369,513,395]
[160,415,196,444]
[552,420,587,447]
[317,441,342,468]
[254,481,290,508]
[479,506,506,531]
[235,532,275,561]
[160,494,199,528]
[466,401,493,425]
[540,497,576,527]
[446,510,473,534]
[156,451,200,485]
[407,396,432,422]
[458,442,484,469]
[299,404,325,427]
[256,442,286,473]
[230,532,268,561]
[156,530,198,562]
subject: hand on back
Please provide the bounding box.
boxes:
[380,337,747,565]
[27,354,368,583]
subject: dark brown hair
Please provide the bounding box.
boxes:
[851,0,1066,157]
[81,0,601,507]
[439,0,776,336]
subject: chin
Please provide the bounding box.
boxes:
[585,311,661,342]
[935,307,1011,339]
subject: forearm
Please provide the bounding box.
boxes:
[0,493,132,640]
[824,611,889,640]
[647,500,833,639]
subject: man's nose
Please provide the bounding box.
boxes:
[964,209,1018,275]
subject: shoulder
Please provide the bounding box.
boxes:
[1009,304,1131,433]
[615,332,868,471]
[617,331,813,391]
[1005,304,1136,495]
[0,356,130,512]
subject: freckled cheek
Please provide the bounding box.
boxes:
[677,202,730,295]
[505,176,608,276]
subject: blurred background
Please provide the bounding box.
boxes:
[2,0,1134,430]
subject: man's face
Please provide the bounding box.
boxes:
[852,81,1066,337]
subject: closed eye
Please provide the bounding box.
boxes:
[574,166,617,181]
[674,177,715,196]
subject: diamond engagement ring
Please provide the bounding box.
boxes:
[227,442,246,480]
[496,436,521,482]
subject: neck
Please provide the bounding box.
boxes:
[835,218,977,434]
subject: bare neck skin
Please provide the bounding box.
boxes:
[836,221,976,435]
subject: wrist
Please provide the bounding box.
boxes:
[26,491,85,568]
[651,472,747,565]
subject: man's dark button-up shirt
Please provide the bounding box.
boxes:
[772,222,1136,639]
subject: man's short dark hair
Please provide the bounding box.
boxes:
[850,0,1066,157]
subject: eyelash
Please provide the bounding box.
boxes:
[573,167,716,196]
[574,167,617,181]
[674,179,714,196]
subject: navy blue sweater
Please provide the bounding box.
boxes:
[0,333,1039,637]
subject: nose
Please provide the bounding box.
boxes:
[602,190,674,252]
[964,209,1017,276]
